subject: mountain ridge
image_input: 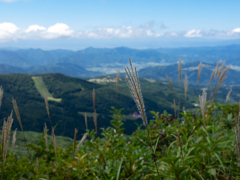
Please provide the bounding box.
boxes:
[0,45,239,69]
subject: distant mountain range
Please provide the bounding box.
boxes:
[0,45,239,82]
[0,63,102,78]
[0,45,239,69]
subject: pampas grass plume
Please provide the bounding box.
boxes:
[209,70,215,87]
[0,86,3,109]
[93,111,98,137]
[178,58,181,82]
[214,60,220,77]
[199,89,207,126]
[217,61,226,81]
[74,134,87,157]
[84,113,88,131]
[44,123,49,151]
[12,98,23,132]
[198,62,202,84]
[166,75,174,95]
[125,58,148,127]
[2,111,13,164]
[226,88,232,103]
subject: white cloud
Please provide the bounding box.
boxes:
[43,23,74,39]
[232,28,240,33]
[26,25,46,33]
[146,30,153,36]
[185,29,202,37]
[81,25,162,39]
[0,22,240,43]
[0,22,75,42]
[0,22,18,33]
[0,22,19,42]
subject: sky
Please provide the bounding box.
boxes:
[0,0,240,50]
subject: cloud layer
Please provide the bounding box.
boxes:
[0,22,239,43]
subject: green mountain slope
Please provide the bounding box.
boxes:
[0,73,239,139]
[0,74,146,138]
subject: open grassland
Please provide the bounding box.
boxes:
[31,76,62,102]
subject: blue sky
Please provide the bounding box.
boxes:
[0,0,240,49]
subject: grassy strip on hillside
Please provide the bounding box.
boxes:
[78,112,99,118]
[31,76,62,102]
[78,111,138,121]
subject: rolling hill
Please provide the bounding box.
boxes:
[0,63,102,78]
[0,73,239,140]
[0,73,173,139]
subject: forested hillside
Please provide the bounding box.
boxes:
[0,72,239,140]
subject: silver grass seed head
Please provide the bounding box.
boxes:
[74,134,87,157]
[12,98,23,131]
[178,58,182,82]
[225,88,232,103]
[198,62,202,84]
[2,112,14,164]
[166,75,174,94]
[84,113,88,130]
[44,123,49,151]
[116,68,120,92]
[217,61,226,80]
[214,60,220,77]
[209,70,215,87]
[125,60,148,127]
[125,69,147,126]
[199,89,207,120]
[0,86,3,109]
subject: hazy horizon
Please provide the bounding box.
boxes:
[1,38,240,51]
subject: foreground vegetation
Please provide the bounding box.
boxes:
[1,59,240,179]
